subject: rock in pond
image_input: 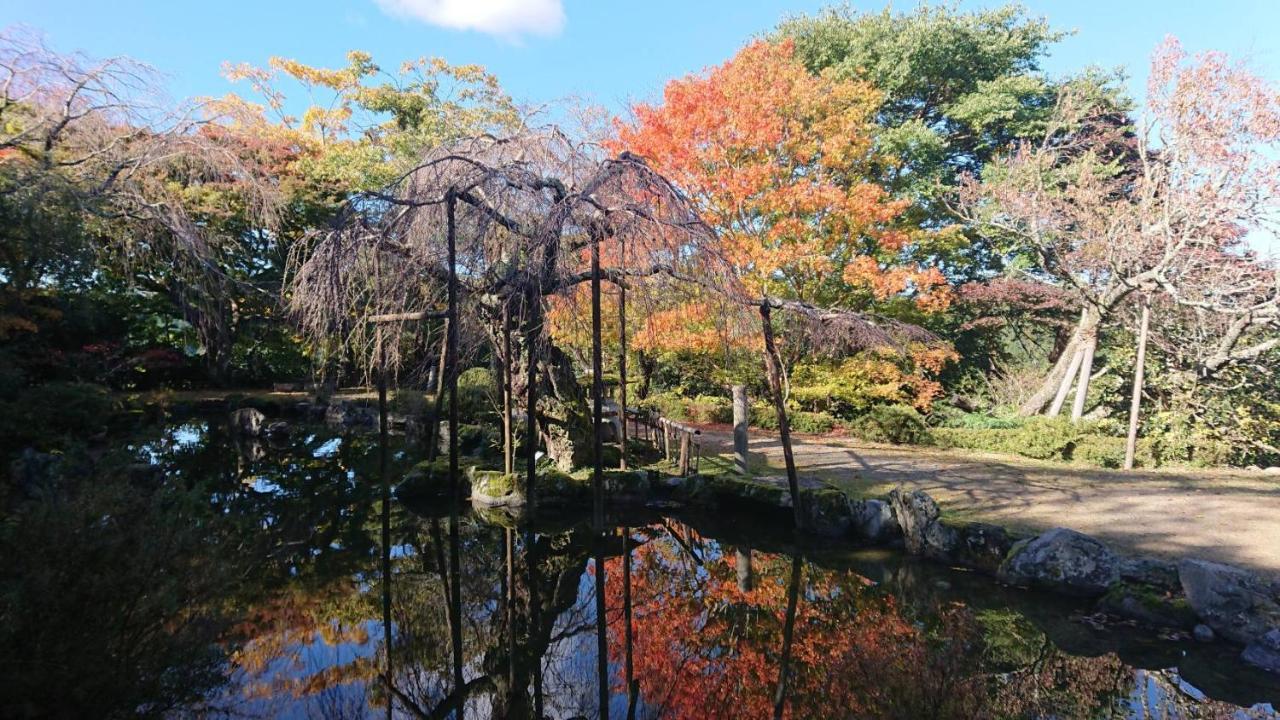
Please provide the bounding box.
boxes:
[264,420,290,439]
[999,527,1120,597]
[887,488,959,562]
[1242,629,1280,674]
[1098,582,1197,629]
[469,470,523,508]
[229,407,266,436]
[1178,558,1280,645]
[849,499,900,543]
[1193,623,1216,643]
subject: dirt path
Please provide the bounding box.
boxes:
[694,424,1280,578]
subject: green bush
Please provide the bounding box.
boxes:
[939,411,1025,430]
[638,391,690,421]
[0,382,120,457]
[930,416,1168,468]
[1070,435,1127,469]
[789,410,837,434]
[456,367,495,418]
[637,392,733,424]
[684,395,733,424]
[1144,412,1234,468]
[749,401,779,430]
[852,404,928,444]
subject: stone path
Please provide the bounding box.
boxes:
[694,424,1280,578]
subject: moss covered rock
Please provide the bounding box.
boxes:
[469,469,522,507]
[395,458,462,500]
[1098,582,1197,629]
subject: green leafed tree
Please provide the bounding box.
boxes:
[775,3,1127,277]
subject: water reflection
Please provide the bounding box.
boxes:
[1,419,1278,719]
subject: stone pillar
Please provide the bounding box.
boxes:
[732,385,749,475]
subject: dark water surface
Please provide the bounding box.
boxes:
[5,418,1279,719]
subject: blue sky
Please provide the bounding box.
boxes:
[4,0,1278,113]
[4,0,1278,255]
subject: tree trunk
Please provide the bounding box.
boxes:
[1124,301,1151,470]
[635,350,655,400]
[1019,310,1091,416]
[508,319,593,473]
[760,301,805,530]
[1047,345,1084,417]
[1070,329,1098,423]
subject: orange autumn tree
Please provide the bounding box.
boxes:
[613,39,949,309]
[608,39,954,411]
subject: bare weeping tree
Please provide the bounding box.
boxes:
[290,127,939,532]
[288,129,724,471]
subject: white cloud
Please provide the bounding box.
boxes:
[374,0,565,39]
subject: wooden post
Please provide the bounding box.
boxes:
[622,527,637,720]
[732,385,749,475]
[663,420,672,461]
[446,192,459,497]
[772,552,803,720]
[374,253,393,718]
[502,303,513,476]
[525,281,539,510]
[618,235,629,471]
[1124,300,1151,470]
[678,431,691,476]
[590,231,605,526]
[760,301,805,530]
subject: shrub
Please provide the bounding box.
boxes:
[749,401,779,430]
[456,367,494,418]
[852,404,928,444]
[638,392,733,424]
[684,395,733,424]
[638,391,689,421]
[0,382,120,458]
[939,411,1025,430]
[789,410,837,434]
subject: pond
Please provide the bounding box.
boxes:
[3,416,1279,719]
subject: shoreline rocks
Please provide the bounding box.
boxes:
[999,527,1120,597]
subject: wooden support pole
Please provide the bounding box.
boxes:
[1124,301,1151,470]
[618,235,628,471]
[622,526,637,720]
[446,192,460,498]
[525,282,539,510]
[678,431,691,476]
[502,304,513,476]
[733,385,749,475]
[591,232,605,526]
[772,552,803,720]
[760,301,805,530]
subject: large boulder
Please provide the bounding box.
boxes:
[887,488,957,561]
[950,522,1016,574]
[1242,629,1280,674]
[1118,556,1181,593]
[849,499,900,544]
[999,528,1120,596]
[1178,559,1280,644]
[229,407,266,436]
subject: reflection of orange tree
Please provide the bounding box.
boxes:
[603,526,992,719]
[600,524,1203,719]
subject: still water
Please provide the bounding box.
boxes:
[4,417,1279,719]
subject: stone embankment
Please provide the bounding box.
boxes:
[417,463,1280,677]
